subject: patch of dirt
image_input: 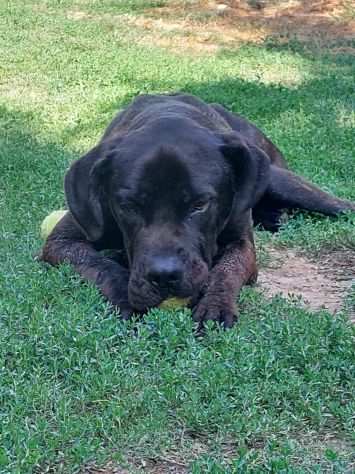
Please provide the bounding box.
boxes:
[142,0,355,52]
[83,457,188,473]
[66,1,355,54]
[82,437,237,473]
[289,431,355,469]
[258,247,355,319]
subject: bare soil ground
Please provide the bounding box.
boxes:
[84,428,355,473]
[140,0,355,52]
[67,1,355,54]
[85,458,187,473]
[258,247,355,320]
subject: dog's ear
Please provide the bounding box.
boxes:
[219,133,270,213]
[64,146,112,242]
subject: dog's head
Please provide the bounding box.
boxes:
[65,118,270,310]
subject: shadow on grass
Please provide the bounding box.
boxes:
[62,65,353,144]
[0,106,77,235]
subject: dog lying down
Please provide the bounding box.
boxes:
[40,93,355,328]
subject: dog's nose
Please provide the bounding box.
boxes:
[146,256,183,289]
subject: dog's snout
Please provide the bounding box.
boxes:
[146,256,183,289]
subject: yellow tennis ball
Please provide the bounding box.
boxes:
[40,210,68,239]
[158,297,191,310]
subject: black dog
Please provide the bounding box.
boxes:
[40,93,355,328]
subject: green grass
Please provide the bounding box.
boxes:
[0,1,354,472]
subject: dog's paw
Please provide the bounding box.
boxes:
[192,296,237,331]
[100,277,134,320]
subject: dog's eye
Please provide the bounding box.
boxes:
[116,200,139,215]
[190,200,210,215]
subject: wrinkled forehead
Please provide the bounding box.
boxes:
[120,147,222,203]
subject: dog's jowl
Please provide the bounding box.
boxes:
[39,93,355,328]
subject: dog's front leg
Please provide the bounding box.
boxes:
[39,213,133,319]
[192,237,257,330]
